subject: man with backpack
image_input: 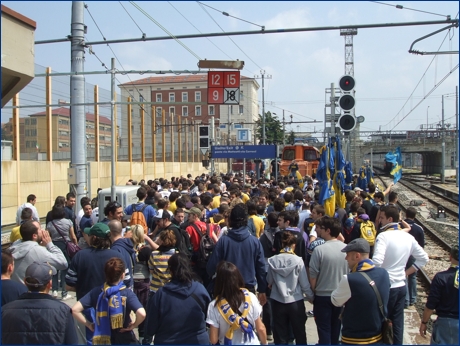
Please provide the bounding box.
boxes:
[154,209,192,260]
[348,208,377,257]
[124,187,157,233]
[185,207,218,286]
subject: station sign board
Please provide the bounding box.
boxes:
[211,145,276,159]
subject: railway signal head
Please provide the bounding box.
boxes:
[338,94,356,111]
[339,75,355,92]
[338,113,357,132]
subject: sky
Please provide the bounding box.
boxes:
[2,1,459,137]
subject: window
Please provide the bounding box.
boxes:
[139,95,144,102]
[195,106,202,116]
[156,107,162,117]
[182,92,188,102]
[31,119,37,125]
[169,93,175,102]
[182,106,188,116]
[156,94,162,102]
[169,107,175,116]
[195,91,201,102]
[239,105,244,114]
[25,119,30,125]
[209,105,215,115]
[240,90,244,100]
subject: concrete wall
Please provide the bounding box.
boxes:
[1,160,227,226]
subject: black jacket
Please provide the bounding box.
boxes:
[2,292,78,345]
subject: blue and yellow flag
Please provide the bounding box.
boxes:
[385,147,402,183]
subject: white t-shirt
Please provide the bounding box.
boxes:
[206,291,262,345]
[309,225,317,238]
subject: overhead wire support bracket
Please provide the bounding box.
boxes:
[409,23,459,55]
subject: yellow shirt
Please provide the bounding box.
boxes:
[211,195,221,209]
[241,193,250,203]
[249,215,265,238]
[10,226,22,243]
[169,201,177,213]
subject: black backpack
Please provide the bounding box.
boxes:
[168,224,193,259]
[191,223,215,268]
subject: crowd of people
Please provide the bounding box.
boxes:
[2,171,458,345]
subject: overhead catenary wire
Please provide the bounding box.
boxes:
[196,1,265,30]
[390,63,459,130]
[382,23,454,129]
[197,1,263,71]
[118,1,145,36]
[370,1,451,19]
[129,1,202,61]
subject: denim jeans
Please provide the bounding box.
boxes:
[52,240,69,297]
[271,299,307,345]
[387,285,406,345]
[313,295,342,345]
[405,273,417,306]
[142,291,156,345]
[431,317,459,345]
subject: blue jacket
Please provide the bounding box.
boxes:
[146,280,210,344]
[206,225,267,293]
[111,238,136,288]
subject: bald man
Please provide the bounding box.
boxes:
[109,220,136,288]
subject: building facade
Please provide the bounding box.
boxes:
[118,74,260,151]
[2,107,112,154]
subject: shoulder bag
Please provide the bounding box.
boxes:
[51,221,81,259]
[360,272,393,345]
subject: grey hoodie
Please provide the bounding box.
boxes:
[267,252,314,304]
[9,240,68,284]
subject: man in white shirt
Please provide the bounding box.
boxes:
[16,194,39,225]
[373,205,429,345]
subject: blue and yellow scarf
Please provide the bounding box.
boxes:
[452,264,459,289]
[352,258,375,272]
[217,288,254,345]
[280,247,296,255]
[93,282,126,345]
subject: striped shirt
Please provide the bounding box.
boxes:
[148,249,176,292]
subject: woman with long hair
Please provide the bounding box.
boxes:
[46,205,77,300]
[148,229,176,294]
[267,231,314,345]
[207,261,267,345]
[144,253,210,344]
[72,257,146,345]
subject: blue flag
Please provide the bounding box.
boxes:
[385,147,402,183]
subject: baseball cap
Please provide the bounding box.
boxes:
[341,238,370,253]
[354,187,363,192]
[244,183,252,188]
[84,222,110,238]
[154,209,172,220]
[24,261,57,287]
[185,207,202,217]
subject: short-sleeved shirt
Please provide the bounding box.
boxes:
[1,279,27,306]
[249,215,265,238]
[79,285,143,344]
[206,291,262,345]
[47,218,73,242]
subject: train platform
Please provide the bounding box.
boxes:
[58,295,429,345]
[431,183,459,200]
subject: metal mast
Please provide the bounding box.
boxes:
[70,1,87,214]
[340,28,359,169]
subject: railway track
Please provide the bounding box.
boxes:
[374,174,456,286]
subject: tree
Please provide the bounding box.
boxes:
[287,130,296,145]
[255,111,284,144]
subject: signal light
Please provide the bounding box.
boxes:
[339,75,355,92]
[199,125,210,149]
[338,114,357,132]
[338,95,355,111]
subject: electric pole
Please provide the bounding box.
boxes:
[70,1,87,214]
[255,71,272,144]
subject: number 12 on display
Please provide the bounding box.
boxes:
[207,71,240,105]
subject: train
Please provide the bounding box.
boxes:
[279,143,320,177]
